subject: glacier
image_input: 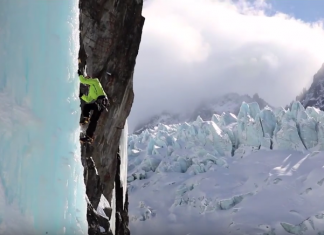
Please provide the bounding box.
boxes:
[0,0,87,234]
[128,101,324,235]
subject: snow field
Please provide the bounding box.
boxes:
[128,101,324,235]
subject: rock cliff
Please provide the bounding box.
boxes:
[78,0,145,234]
[297,63,324,109]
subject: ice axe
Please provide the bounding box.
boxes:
[105,71,117,103]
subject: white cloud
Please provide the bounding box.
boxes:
[129,0,324,131]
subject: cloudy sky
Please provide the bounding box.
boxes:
[128,0,324,131]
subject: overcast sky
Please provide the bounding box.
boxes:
[128,0,324,131]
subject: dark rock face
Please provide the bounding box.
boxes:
[298,63,324,109]
[78,0,145,234]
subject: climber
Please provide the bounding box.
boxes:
[78,69,110,144]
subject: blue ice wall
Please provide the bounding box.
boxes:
[0,0,87,234]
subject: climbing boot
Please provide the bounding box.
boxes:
[80,135,93,144]
[80,117,90,126]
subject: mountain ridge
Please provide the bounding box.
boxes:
[297,63,324,110]
[133,92,273,134]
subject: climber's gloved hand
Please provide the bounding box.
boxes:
[77,69,82,76]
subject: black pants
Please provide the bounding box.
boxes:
[82,103,102,138]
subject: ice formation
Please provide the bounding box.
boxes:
[0,0,87,234]
[129,101,324,163]
[120,120,129,209]
[127,101,324,235]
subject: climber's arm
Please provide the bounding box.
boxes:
[80,94,92,103]
[79,75,100,86]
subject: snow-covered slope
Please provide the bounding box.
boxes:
[133,92,272,134]
[133,112,185,135]
[127,101,324,235]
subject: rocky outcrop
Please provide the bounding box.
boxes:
[78,0,145,234]
[297,63,324,109]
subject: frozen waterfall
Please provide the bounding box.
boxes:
[0,0,87,234]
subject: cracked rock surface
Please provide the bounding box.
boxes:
[78,0,145,234]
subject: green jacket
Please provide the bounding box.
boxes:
[79,75,107,103]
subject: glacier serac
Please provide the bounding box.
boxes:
[132,92,272,134]
[128,101,324,235]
